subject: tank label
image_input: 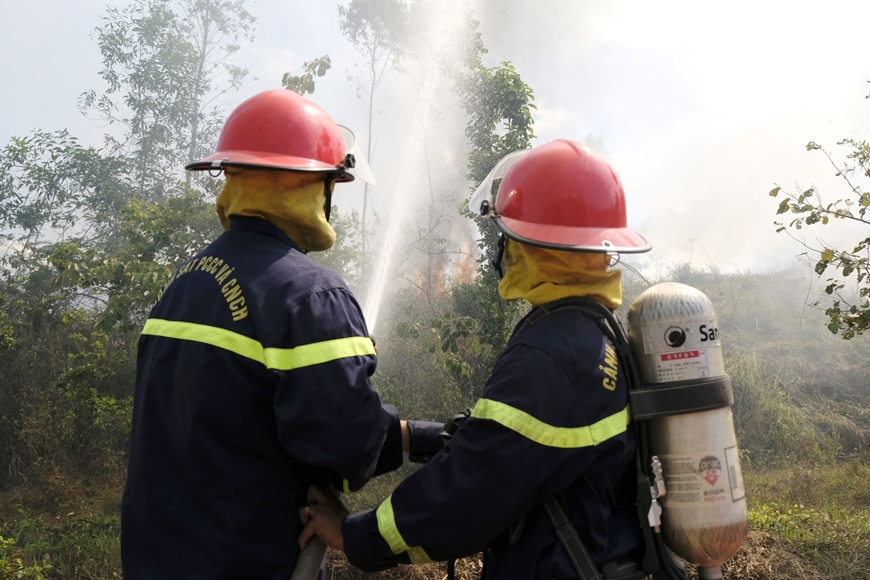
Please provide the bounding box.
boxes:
[660,450,745,506]
[641,318,721,381]
[724,445,746,501]
[654,349,710,382]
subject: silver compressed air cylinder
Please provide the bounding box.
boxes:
[628,282,748,569]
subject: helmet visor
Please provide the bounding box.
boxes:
[468,150,529,216]
[339,126,377,185]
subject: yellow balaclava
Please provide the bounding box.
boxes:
[498,237,623,310]
[216,167,336,252]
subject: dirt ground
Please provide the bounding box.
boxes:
[326,531,840,580]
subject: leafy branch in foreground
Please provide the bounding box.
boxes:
[770,131,870,338]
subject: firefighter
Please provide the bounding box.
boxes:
[299,139,653,579]
[121,89,443,579]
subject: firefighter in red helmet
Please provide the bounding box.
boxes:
[121,89,443,580]
[300,139,654,580]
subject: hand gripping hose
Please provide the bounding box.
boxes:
[288,537,327,580]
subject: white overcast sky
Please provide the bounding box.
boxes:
[3,0,869,275]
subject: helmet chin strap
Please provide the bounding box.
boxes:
[323,176,334,222]
[492,233,506,279]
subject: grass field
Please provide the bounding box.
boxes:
[2,269,868,579]
[2,460,869,579]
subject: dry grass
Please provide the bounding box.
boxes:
[324,533,832,580]
[718,531,824,579]
[326,530,870,580]
[327,551,483,580]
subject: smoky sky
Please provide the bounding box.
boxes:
[3,0,869,276]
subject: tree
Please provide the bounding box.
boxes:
[395,59,538,401]
[0,0,250,491]
[79,0,255,193]
[311,205,368,293]
[769,87,870,339]
[584,132,611,158]
[178,0,255,184]
[400,1,487,309]
[0,0,254,330]
[0,130,130,271]
[458,61,536,357]
[464,62,537,187]
[338,0,409,262]
[282,55,332,95]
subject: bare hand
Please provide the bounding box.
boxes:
[299,486,349,552]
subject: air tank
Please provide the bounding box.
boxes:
[628,282,748,576]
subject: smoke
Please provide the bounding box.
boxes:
[3,0,870,279]
[473,0,870,272]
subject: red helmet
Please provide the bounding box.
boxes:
[472,139,650,253]
[186,89,369,183]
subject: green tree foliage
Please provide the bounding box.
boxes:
[464,62,537,185]
[339,0,409,261]
[0,536,51,579]
[0,0,246,492]
[584,132,611,158]
[282,55,332,95]
[769,89,870,339]
[0,130,128,271]
[79,0,255,192]
[177,0,255,173]
[450,61,536,393]
[0,296,14,350]
[48,191,220,332]
[1,0,249,333]
[312,205,369,293]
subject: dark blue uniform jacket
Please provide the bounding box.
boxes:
[122,217,403,579]
[343,303,645,579]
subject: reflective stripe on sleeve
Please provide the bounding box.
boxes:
[375,495,432,564]
[141,318,375,371]
[264,337,374,370]
[471,398,630,448]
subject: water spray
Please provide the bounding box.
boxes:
[362,0,472,335]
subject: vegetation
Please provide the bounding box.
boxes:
[282,55,333,95]
[769,83,870,339]
[1,1,868,580]
[339,0,409,263]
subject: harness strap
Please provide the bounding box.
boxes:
[629,376,734,420]
[543,495,603,580]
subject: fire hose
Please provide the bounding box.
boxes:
[289,537,327,580]
[290,486,341,580]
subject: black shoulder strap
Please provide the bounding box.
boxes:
[543,495,603,580]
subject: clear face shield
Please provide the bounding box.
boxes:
[338,125,377,186]
[467,150,529,278]
[468,149,529,216]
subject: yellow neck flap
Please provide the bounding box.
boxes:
[498,237,623,309]
[216,168,336,252]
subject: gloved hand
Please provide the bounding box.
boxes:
[439,409,471,446]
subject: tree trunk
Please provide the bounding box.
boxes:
[186,11,211,188]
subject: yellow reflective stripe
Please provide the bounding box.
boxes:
[264,336,375,371]
[471,398,630,448]
[375,495,432,564]
[141,319,375,371]
[142,318,264,364]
